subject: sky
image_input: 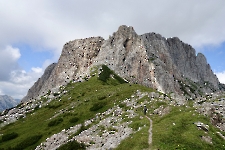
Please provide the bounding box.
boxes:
[0,0,225,99]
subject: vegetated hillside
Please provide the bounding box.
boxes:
[0,65,225,150]
[0,95,19,112]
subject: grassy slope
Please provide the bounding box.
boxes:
[0,65,224,149]
[152,106,225,150]
[0,66,154,149]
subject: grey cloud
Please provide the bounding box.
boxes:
[0,68,43,99]
[1,0,225,53]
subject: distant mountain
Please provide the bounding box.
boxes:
[0,95,18,112]
[14,99,21,103]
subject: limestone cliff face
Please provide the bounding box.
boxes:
[167,37,218,87]
[25,37,105,102]
[21,63,56,102]
[93,26,180,93]
[22,25,221,102]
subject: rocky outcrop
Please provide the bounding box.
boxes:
[167,37,219,90]
[21,63,56,102]
[22,25,221,102]
[35,37,105,97]
[0,95,18,112]
[93,25,220,95]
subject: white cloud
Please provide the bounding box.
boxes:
[216,71,225,84]
[0,81,31,99]
[31,67,43,74]
[0,0,225,54]
[0,45,21,80]
[0,45,20,62]
[0,68,44,99]
[0,45,44,99]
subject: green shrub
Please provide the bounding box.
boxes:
[98,65,126,84]
[53,93,60,96]
[46,104,61,109]
[47,90,51,96]
[74,124,88,136]
[98,65,112,82]
[34,105,39,110]
[14,134,42,149]
[90,101,106,111]
[98,96,106,100]
[1,132,18,142]
[119,103,126,108]
[48,118,63,127]
[57,140,86,150]
[113,73,126,84]
[69,117,79,123]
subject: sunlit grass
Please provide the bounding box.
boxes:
[0,65,224,149]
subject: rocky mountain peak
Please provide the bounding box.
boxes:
[2,25,225,150]
[21,25,222,102]
[113,25,137,38]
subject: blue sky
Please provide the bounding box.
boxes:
[199,42,225,73]
[0,0,225,99]
[16,44,53,72]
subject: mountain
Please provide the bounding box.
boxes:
[21,25,222,103]
[14,99,21,104]
[0,95,18,112]
[1,25,225,149]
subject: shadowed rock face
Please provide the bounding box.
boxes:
[22,25,221,102]
[21,63,57,102]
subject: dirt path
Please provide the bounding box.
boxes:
[146,116,153,145]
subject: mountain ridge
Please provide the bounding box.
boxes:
[1,25,225,150]
[22,25,222,103]
[0,95,19,112]
[1,67,225,149]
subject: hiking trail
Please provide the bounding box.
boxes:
[146,116,152,145]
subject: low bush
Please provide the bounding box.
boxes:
[119,103,126,108]
[57,140,86,150]
[46,104,61,109]
[98,65,112,82]
[74,124,88,136]
[1,132,18,142]
[98,96,106,100]
[90,101,106,111]
[48,118,63,127]
[69,117,79,123]
[113,74,126,84]
[14,134,42,149]
[53,93,60,96]
[98,65,126,84]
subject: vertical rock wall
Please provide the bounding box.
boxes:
[22,25,221,102]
